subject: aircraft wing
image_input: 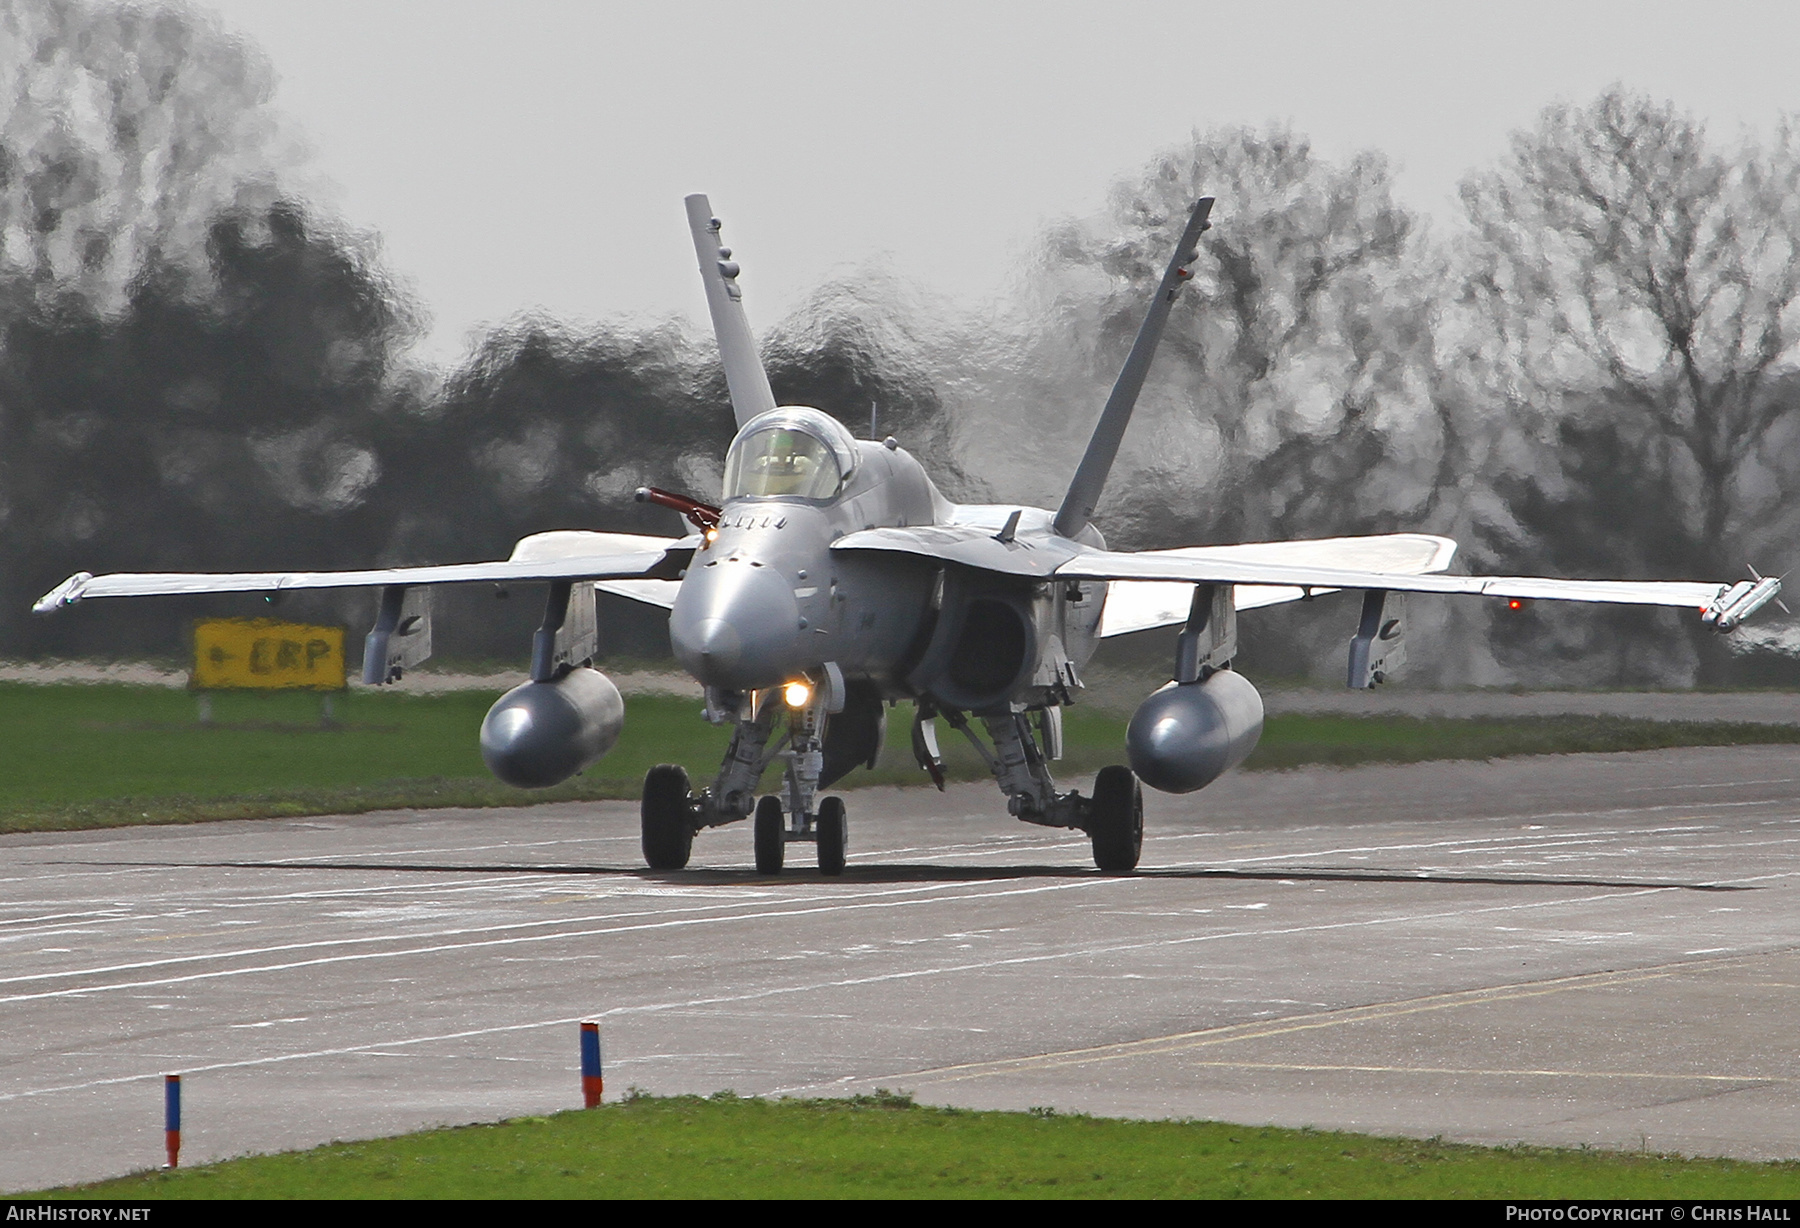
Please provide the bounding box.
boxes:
[1057,547,1727,609]
[34,530,695,612]
[832,523,1742,623]
[832,523,1079,577]
[1097,534,1457,636]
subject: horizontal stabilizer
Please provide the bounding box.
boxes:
[595,578,681,610]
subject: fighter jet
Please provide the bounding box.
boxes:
[34,195,1786,876]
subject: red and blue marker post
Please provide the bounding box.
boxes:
[580,1022,604,1108]
[163,1074,181,1168]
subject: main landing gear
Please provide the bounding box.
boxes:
[912,703,1144,873]
[639,691,1139,876]
[638,682,850,876]
[1086,764,1144,873]
[640,764,695,870]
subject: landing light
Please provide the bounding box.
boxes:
[783,680,812,708]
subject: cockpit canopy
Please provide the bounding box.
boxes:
[722,406,860,501]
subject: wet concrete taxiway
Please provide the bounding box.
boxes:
[6,744,1800,1190]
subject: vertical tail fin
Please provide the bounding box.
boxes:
[1053,197,1214,540]
[685,194,778,428]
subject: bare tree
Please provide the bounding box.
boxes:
[0,0,292,319]
[1015,124,1437,552]
[1457,88,1800,682]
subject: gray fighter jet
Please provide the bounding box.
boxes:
[35,195,1786,875]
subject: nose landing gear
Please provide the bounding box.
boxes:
[642,680,851,876]
[751,792,848,877]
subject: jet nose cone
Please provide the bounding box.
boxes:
[670,560,803,690]
[687,618,744,672]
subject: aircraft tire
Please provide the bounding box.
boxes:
[754,795,785,874]
[641,764,694,870]
[816,796,847,877]
[1088,765,1143,873]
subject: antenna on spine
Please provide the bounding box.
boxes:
[1053,197,1214,540]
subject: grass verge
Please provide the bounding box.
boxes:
[3,682,1799,835]
[42,1092,1800,1200]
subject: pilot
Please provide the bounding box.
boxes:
[751,430,821,497]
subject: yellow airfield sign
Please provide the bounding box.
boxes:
[192,618,347,691]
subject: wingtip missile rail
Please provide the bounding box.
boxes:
[33,572,93,614]
[1703,575,1784,632]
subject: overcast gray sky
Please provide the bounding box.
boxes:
[205,0,1800,366]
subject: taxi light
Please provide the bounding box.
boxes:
[783,680,812,708]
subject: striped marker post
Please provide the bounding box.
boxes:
[580,1022,604,1108]
[163,1074,181,1168]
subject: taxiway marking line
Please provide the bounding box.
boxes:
[1620,778,1800,793]
[1178,820,1768,869]
[8,873,1745,1014]
[950,1059,1790,1085]
[8,819,1785,983]
[0,888,1720,1107]
[1185,1061,1788,1082]
[0,878,1116,1004]
[868,952,1779,1086]
[0,875,1098,989]
[0,910,130,929]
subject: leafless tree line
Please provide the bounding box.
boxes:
[3,0,1797,684]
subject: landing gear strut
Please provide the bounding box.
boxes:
[639,683,852,875]
[918,704,1144,873]
[750,682,850,877]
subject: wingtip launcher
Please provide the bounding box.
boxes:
[33,572,92,614]
[1703,574,1784,632]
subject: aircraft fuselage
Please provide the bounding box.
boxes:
[671,433,945,695]
[668,422,1105,716]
